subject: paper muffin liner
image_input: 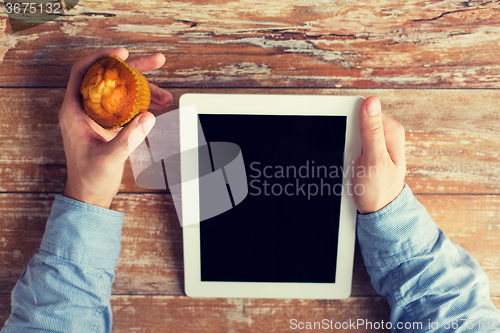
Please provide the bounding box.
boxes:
[90,54,151,130]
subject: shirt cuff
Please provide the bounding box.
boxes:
[40,195,124,270]
[356,184,440,268]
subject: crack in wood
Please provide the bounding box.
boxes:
[81,12,117,17]
[385,31,474,45]
[305,33,358,40]
[175,19,198,28]
[411,0,500,22]
[235,28,359,41]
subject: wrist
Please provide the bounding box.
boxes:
[64,182,115,209]
[357,182,406,215]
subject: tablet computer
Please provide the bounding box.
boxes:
[180,94,363,299]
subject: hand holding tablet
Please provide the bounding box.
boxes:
[352,97,406,215]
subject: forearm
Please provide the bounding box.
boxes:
[1,195,124,332]
[357,185,500,332]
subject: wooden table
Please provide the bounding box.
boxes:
[1,1,500,332]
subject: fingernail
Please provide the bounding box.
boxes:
[366,101,380,116]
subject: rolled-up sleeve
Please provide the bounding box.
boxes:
[1,195,124,333]
[357,185,500,332]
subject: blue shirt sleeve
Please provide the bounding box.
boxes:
[1,195,124,333]
[357,185,500,332]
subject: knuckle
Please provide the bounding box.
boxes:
[71,62,80,73]
[366,123,385,138]
[58,115,67,132]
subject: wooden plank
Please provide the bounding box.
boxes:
[110,296,393,333]
[111,193,183,296]
[1,1,500,88]
[1,193,499,298]
[1,295,499,332]
[1,88,499,194]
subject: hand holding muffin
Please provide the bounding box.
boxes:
[80,54,152,130]
[59,48,173,209]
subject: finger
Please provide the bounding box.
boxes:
[126,53,166,73]
[73,48,129,78]
[149,83,173,110]
[150,100,171,111]
[382,114,406,166]
[359,97,389,163]
[62,48,129,117]
[105,112,156,162]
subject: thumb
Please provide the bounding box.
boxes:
[359,97,388,162]
[106,112,156,162]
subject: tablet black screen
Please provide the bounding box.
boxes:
[198,114,347,283]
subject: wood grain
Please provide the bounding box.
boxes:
[1,88,499,194]
[1,193,499,298]
[1,0,500,88]
[110,296,393,333]
[2,1,500,329]
[0,295,391,332]
[2,295,500,332]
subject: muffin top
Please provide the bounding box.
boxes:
[80,55,144,129]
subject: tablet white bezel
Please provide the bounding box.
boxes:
[180,94,363,299]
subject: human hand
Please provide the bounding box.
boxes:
[59,48,173,209]
[352,97,406,215]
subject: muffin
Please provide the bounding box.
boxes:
[80,54,151,130]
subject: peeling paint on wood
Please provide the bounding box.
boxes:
[1,1,500,87]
